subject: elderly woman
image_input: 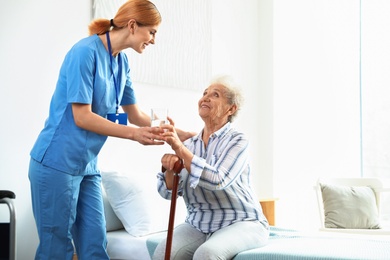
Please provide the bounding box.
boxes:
[153,75,270,260]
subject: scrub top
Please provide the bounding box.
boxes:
[30,34,136,176]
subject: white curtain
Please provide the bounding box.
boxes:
[361,0,390,224]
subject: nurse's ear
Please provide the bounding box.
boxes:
[127,19,137,34]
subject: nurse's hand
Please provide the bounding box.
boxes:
[133,126,165,145]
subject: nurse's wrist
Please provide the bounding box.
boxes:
[126,126,135,141]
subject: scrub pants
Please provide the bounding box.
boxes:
[29,158,109,260]
[152,221,269,260]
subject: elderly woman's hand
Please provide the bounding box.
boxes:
[161,125,182,151]
[161,153,183,190]
[161,117,193,172]
[161,154,182,172]
[161,118,184,152]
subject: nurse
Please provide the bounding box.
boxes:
[28,0,193,259]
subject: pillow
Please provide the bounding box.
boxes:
[101,186,123,232]
[101,171,153,237]
[320,183,381,229]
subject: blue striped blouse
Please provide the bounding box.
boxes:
[157,122,269,233]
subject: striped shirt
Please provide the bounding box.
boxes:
[157,122,269,233]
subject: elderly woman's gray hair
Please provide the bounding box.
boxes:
[210,75,244,122]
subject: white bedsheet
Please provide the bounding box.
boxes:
[106,230,165,260]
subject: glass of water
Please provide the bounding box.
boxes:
[151,108,169,127]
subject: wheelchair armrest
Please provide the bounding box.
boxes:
[0,190,16,199]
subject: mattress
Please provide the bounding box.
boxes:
[106,230,166,260]
[233,227,390,260]
[108,227,390,260]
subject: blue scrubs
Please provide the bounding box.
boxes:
[29,34,136,259]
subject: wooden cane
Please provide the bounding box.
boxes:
[162,159,184,260]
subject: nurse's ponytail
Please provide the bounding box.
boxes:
[88,0,161,36]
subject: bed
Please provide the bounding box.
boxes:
[105,226,390,260]
[232,227,390,260]
[101,171,390,260]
